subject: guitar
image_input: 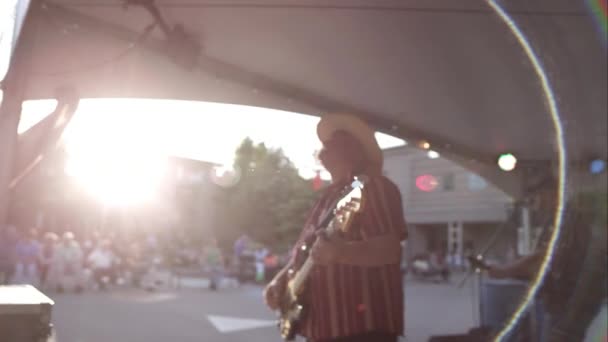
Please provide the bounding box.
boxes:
[277,176,368,341]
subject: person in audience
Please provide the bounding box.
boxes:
[125,241,147,288]
[263,251,279,282]
[15,228,42,285]
[39,232,58,289]
[254,247,269,283]
[88,240,115,290]
[53,232,84,292]
[430,248,449,282]
[204,239,224,291]
[0,225,18,285]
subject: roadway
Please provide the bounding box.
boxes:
[49,278,476,342]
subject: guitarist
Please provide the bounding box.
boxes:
[484,175,606,341]
[264,114,407,342]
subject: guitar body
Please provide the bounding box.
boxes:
[278,295,304,341]
[277,176,367,341]
[277,255,309,340]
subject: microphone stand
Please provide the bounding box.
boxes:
[455,202,522,332]
[457,202,521,289]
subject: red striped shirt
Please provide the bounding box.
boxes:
[292,175,406,340]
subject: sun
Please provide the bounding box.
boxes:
[61,101,168,207]
[65,148,167,207]
[19,98,407,205]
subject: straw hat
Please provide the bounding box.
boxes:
[317,113,383,167]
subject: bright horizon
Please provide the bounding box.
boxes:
[20,98,406,179]
[19,99,406,205]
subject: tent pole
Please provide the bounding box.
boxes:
[0,3,38,228]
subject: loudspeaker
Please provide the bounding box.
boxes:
[0,285,54,342]
[428,326,492,342]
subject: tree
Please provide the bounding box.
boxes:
[214,138,319,252]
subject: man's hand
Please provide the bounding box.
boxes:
[263,280,283,311]
[487,265,507,279]
[311,232,343,265]
[262,261,294,311]
[486,252,543,280]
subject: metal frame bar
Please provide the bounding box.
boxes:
[40,2,498,164]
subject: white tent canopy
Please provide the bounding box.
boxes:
[9,0,608,196]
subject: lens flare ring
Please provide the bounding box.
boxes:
[485,1,567,341]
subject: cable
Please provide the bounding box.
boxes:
[30,19,157,77]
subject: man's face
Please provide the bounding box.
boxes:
[318,131,364,174]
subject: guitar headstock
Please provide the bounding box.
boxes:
[333,175,368,233]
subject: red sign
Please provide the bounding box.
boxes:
[416,174,439,192]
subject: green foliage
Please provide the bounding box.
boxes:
[214,138,318,251]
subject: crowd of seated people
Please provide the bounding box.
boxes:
[0,225,173,292]
[0,226,288,293]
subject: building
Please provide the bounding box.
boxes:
[383,146,515,265]
[9,152,221,236]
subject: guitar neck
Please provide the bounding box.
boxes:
[289,219,339,296]
[290,257,314,296]
[288,177,366,297]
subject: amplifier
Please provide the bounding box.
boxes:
[428,326,492,342]
[0,285,54,342]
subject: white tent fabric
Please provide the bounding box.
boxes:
[12,0,608,195]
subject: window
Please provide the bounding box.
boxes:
[442,173,455,191]
[467,173,487,191]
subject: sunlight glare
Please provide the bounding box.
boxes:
[486,0,567,340]
[18,97,407,202]
[62,100,169,206]
[65,146,167,207]
[18,99,58,133]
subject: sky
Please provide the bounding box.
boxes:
[19,98,406,180]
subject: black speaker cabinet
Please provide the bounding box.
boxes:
[0,285,53,342]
